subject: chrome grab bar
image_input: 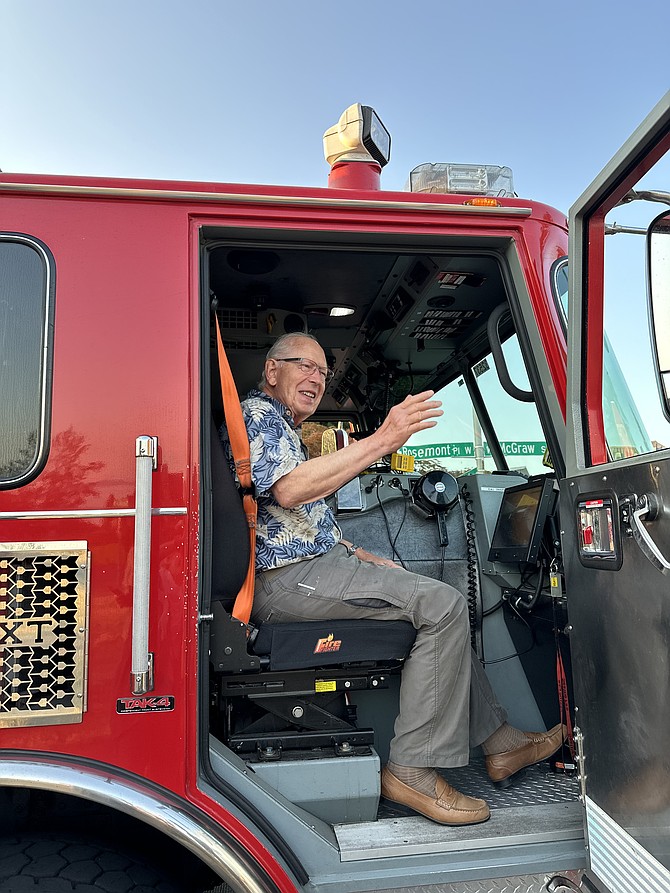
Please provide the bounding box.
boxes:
[131,435,158,694]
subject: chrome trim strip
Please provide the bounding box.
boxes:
[0,234,53,489]
[0,181,533,216]
[0,507,187,519]
[0,755,276,893]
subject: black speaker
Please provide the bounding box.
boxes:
[412,471,460,546]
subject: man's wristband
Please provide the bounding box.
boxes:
[340,541,360,557]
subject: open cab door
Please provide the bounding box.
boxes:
[564,90,670,890]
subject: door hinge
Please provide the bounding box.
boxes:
[574,725,588,802]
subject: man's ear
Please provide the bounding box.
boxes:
[265,359,278,386]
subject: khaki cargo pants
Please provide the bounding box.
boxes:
[252,543,506,768]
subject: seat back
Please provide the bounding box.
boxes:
[210,420,250,608]
[209,416,416,671]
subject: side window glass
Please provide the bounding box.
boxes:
[553,258,569,321]
[0,236,54,487]
[554,255,661,461]
[601,154,670,461]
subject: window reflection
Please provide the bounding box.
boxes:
[0,238,53,486]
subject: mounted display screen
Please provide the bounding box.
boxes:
[488,477,556,566]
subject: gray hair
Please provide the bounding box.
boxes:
[259,332,322,388]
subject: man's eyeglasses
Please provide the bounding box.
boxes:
[275,357,334,383]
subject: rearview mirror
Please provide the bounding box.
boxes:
[648,210,670,420]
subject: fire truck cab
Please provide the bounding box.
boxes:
[0,94,669,893]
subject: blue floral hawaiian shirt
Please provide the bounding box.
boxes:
[221,389,341,571]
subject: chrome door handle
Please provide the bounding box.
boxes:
[632,493,670,573]
[131,435,158,694]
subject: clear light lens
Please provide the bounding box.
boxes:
[367,109,391,164]
[329,306,356,317]
[406,163,514,197]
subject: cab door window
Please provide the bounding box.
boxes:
[0,235,54,487]
[553,257,655,461]
[599,156,670,461]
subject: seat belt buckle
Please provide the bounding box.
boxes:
[238,483,257,500]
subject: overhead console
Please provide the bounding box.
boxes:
[207,239,513,411]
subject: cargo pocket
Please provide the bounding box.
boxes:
[278,553,361,600]
[341,561,418,611]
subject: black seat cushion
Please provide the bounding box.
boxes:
[252,619,416,671]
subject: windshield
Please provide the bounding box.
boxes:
[402,334,549,477]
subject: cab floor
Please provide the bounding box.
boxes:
[335,756,584,865]
[379,755,580,818]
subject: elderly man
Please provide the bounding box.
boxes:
[223,331,564,825]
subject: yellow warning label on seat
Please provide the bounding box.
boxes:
[315,679,337,692]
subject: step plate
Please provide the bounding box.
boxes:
[342,870,586,893]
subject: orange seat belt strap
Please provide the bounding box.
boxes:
[556,648,575,760]
[214,313,257,626]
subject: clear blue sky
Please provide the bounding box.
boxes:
[2,0,669,450]
[2,0,668,216]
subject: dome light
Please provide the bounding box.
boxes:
[304,304,356,317]
[329,306,355,317]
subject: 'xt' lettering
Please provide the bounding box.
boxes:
[0,620,51,645]
[0,621,22,645]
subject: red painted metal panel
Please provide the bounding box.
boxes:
[0,175,569,888]
[585,212,607,465]
[0,197,192,784]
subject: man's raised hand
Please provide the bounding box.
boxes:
[375,390,443,455]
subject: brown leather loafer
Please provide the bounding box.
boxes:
[381,767,490,825]
[485,722,567,785]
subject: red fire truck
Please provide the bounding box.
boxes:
[1,95,669,893]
